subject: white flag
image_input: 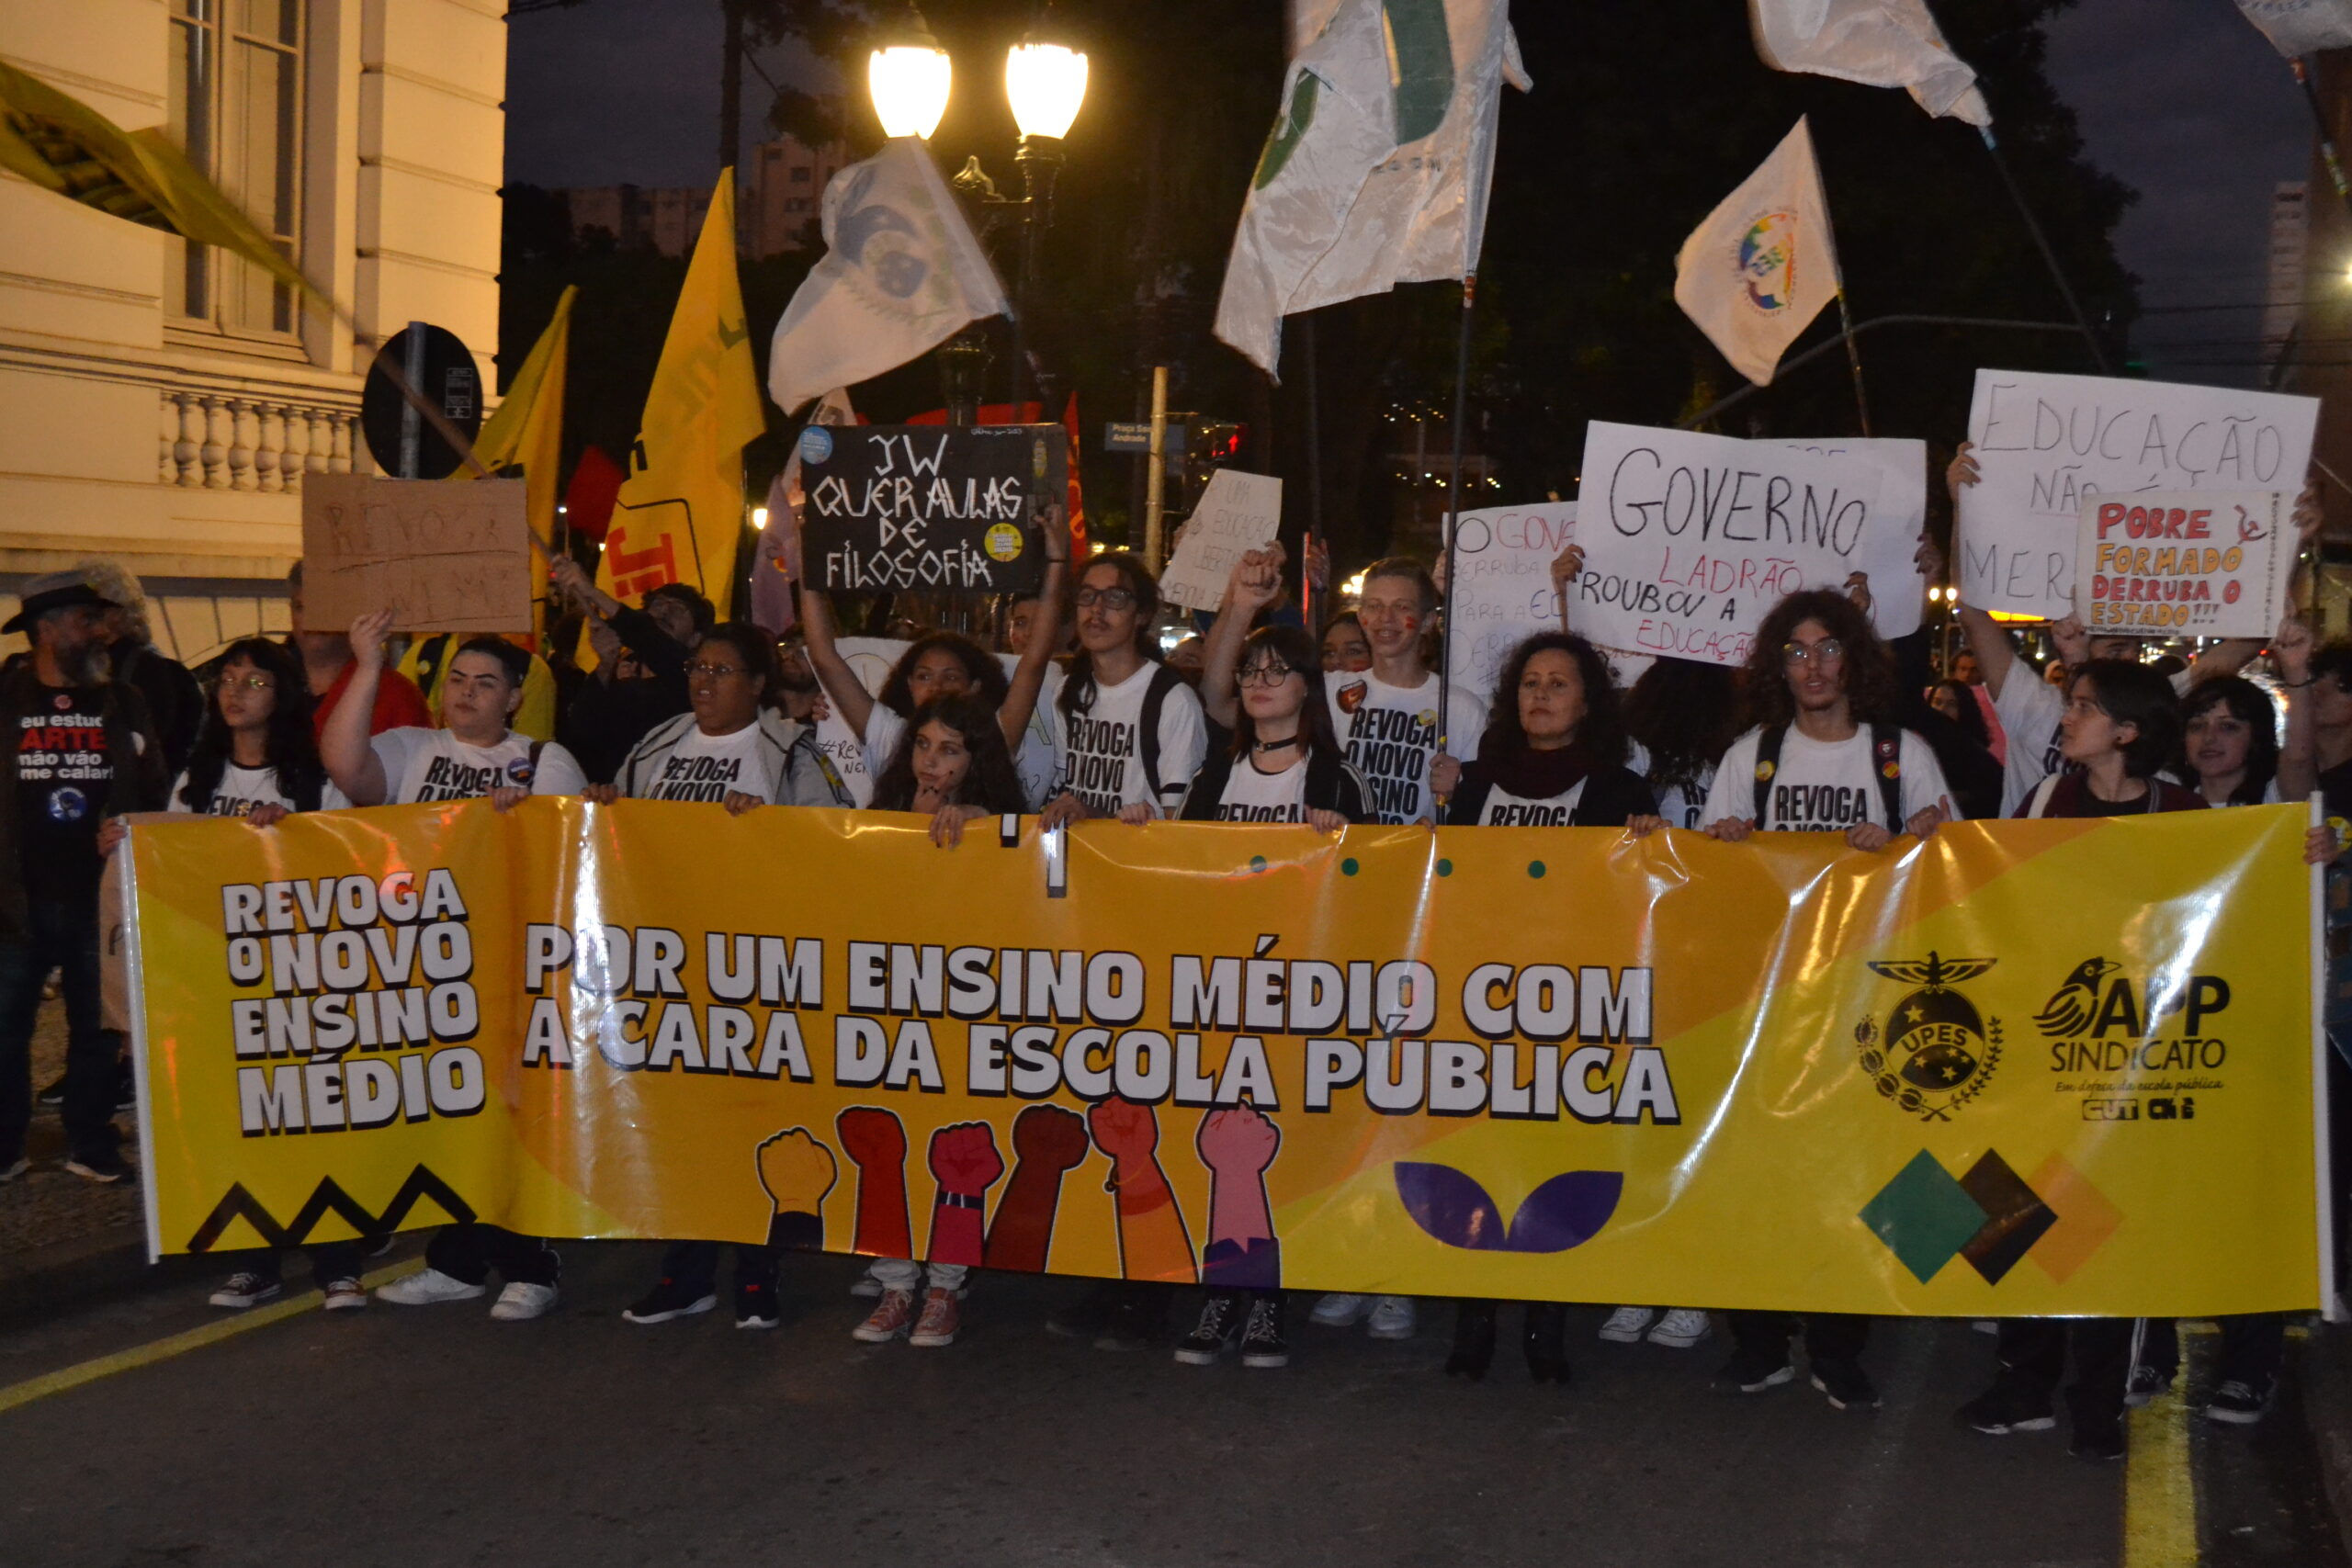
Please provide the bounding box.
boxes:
[1674,118,1841,388]
[1750,0,1992,127]
[765,139,1009,415]
[2234,0,2352,55]
[1214,0,1529,377]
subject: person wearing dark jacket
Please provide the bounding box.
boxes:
[77,560,203,780]
[0,572,166,1185]
[548,556,707,783]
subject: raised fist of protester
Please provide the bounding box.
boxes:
[1088,1096,1160,1172]
[1040,502,1071,564]
[1845,571,1873,616]
[1197,1104,1281,1179]
[1224,548,1283,616]
[1549,543,1586,594]
[1946,441,1980,502]
[2049,614,2090,670]
[837,1104,908,1172]
[548,554,594,606]
[930,802,989,847]
[1430,750,1463,798]
[929,1121,1005,1199]
[488,784,530,813]
[348,607,395,671]
[2275,615,2314,684]
[1039,792,1088,830]
[1305,534,1331,594]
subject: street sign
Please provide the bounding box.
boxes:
[360,321,482,479]
[1103,422,1152,454]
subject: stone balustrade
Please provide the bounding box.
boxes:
[157,389,359,492]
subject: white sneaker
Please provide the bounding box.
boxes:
[1599,1305,1656,1343]
[1366,1296,1416,1340]
[1309,1292,1371,1327]
[375,1267,487,1306]
[490,1281,558,1321]
[1647,1308,1713,1348]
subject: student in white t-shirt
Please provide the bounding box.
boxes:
[320,609,583,1324]
[1203,551,1484,833]
[789,502,1068,805]
[1696,589,1953,1415]
[1177,624,1374,830]
[1036,552,1209,826]
[595,624,848,818]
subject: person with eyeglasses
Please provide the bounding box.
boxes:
[1698,587,1955,1414]
[1035,552,1207,828]
[125,637,365,1311]
[587,623,846,1330]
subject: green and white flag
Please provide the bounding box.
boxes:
[1215,0,1529,378]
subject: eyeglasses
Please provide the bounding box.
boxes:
[222,676,276,692]
[1238,662,1298,687]
[1075,588,1138,612]
[685,661,747,680]
[1782,639,1846,667]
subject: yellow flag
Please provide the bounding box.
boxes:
[0,59,313,302]
[464,284,575,556]
[593,175,764,623]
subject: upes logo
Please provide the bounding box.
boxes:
[1854,952,2002,1122]
[1738,210,1799,314]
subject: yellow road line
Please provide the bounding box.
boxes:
[0,1258,421,1417]
[2122,1378,2199,1567]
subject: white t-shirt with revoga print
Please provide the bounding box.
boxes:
[1323,670,1486,826]
[1041,661,1208,818]
[1702,724,1953,832]
[370,728,586,805]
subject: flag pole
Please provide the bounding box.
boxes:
[1834,288,1872,437]
[1975,127,2111,375]
[2290,56,2352,228]
[1437,276,1476,765]
[1303,311,1325,628]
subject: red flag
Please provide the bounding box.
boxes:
[1063,391,1088,558]
[905,401,1045,425]
[561,444,625,544]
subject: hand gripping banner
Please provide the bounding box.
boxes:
[126,802,2329,1317]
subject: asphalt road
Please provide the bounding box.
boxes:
[0,1243,2341,1568]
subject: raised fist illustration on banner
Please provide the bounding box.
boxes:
[924,1122,1005,1269]
[1086,1097,1196,1283]
[1199,1105,1283,1292]
[754,1126,837,1251]
[835,1105,912,1260]
[984,1104,1091,1274]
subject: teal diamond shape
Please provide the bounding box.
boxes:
[1859,1150,1988,1283]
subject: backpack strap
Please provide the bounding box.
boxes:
[2026,773,2063,818]
[1136,661,1186,806]
[1870,723,1904,829]
[1305,747,1342,816]
[525,739,547,794]
[1749,725,1787,824]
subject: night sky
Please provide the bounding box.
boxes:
[503,0,2317,388]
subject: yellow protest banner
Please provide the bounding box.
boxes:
[127,803,2325,1317]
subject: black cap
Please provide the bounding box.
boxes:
[4,571,118,635]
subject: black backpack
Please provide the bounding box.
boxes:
[1749,722,1904,829]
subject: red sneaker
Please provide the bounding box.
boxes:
[910,1286,961,1348]
[854,1288,916,1343]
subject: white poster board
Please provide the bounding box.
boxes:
[2075,491,2291,639]
[1567,422,1924,668]
[1159,469,1283,612]
[1442,502,1576,705]
[1957,370,2318,620]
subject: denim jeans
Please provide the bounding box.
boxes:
[0,897,119,1165]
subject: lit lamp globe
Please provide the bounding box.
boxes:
[869,40,952,141]
[1005,41,1088,142]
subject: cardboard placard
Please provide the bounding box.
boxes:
[2075,491,2291,638]
[1159,469,1284,612]
[1442,502,1577,704]
[300,474,532,634]
[1567,423,1923,668]
[800,423,1061,593]
[1957,370,2318,620]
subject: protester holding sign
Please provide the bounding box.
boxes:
[322,609,585,1322]
[1037,553,1208,826]
[1698,588,1952,1412]
[131,637,362,1309]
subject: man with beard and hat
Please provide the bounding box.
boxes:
[0,571,165,1184]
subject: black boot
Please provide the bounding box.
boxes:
[1446,1298,1498,1380]
[1523,1302,1571,1384]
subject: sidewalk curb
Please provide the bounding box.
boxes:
[0,1221,206,1332]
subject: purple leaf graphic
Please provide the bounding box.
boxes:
[1393,1162,1508,1250]
[1505,1171,1624,1254]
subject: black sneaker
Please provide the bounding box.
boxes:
[34,1075,63,1109]
[621,1275,717,1325]
[1958,1380,2057,1435]
[2203,1377,2277,1426]
[2123,1363,2175,1408]
[63,1146,130,1184]
[734,1278,781,1330]
[1175,1292,1243,1365]
[2071,1415,2126,1461]
[209,1269,284,1309]
[1711,1346,1796,1395]
[1239,1296,1290,1369]
[1810,1356,1881,1411]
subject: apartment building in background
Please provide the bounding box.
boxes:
[559,133,848,261]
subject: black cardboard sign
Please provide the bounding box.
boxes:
[800,423,1062,593]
